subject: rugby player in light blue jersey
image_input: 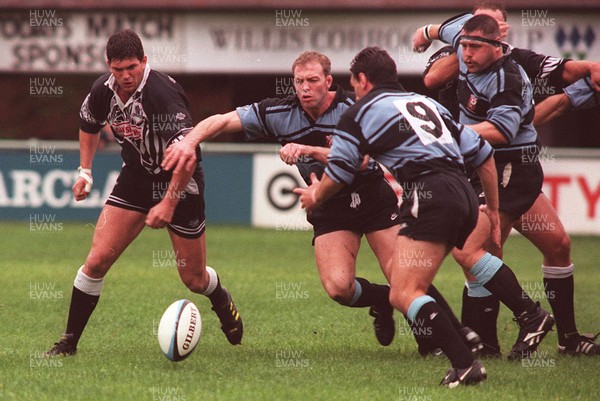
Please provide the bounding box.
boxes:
[412,4,600,359]
[296,46,555,386]
[162,51,484,352]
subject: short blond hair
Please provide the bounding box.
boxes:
[291,51,332,76]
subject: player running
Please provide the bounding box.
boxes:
[162,51,480,352]
[45,29,243,356]
[295,46,554,386]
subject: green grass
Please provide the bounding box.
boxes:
[1,222,599,401]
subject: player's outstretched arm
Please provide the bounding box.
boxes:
[73,129,100,202]
[279,143,330,165]
[534,93,572,126]
[162,111,242,174]
[562,60,600,90]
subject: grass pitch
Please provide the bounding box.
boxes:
[1,222,599,401]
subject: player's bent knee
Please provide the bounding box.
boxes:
[322,281,354,305]
[452,249,476,271]
[83,256,112,278]
[551,234,571,259]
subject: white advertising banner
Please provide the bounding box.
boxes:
[540,157,600,235]
[252,152,600,234]
[1,10,598,73]
[251,153,311,231]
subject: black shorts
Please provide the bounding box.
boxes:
[399,170,478,250]
[470,157,543,219]
[309,176,399,241]
[106,164,206,239]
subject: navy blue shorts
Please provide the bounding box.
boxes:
[106,163,206,239]
[309,176,400,241]
[398,170,478,250]
[470,157,543,220]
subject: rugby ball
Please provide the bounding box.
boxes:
[157,299,202,361]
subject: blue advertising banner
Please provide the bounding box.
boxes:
[0,147,252,224]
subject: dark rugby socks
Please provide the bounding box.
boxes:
[348,277,390,308]
[543,264,578,345]
[461,285,500,352]
[201,266,228,305]
[408,295,474,369]
[65,266,103,347]
[470,253,535,316]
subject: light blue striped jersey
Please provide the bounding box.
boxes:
[439,13,539,160]
[236,85,385,188]
[325,83,493,186]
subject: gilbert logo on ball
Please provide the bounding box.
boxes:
[158,299,202,361]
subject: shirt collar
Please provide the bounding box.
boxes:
[104,63,152,107]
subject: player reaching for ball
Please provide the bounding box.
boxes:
[45,29,243,357]
[162,51,481,353]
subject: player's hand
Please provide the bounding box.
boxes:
[146,201,175,229]
[280,143,308,165]
[72,176,91,201]
[498,20,510,40]
[480,205,501,250]
[162,140,197,174]
[412,26,433,53]
[293,173,321,213]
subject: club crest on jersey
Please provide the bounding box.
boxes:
[325,134,333,148]
[467,94,478,112]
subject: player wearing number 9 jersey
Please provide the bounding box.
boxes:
[296,47,555,385]
[163,51,485,353]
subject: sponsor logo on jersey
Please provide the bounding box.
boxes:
[113,121,143,140]
[467,94,478,112]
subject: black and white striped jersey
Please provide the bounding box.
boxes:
[80,64,196,176]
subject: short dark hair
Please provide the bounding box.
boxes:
[349,47,398,85]
[462,14,501,38]
[106,29,145,62]
[473,2,507,22]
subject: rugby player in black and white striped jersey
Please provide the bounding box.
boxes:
[46,29,243,356]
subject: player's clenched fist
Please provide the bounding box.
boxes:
[72,167,93,201]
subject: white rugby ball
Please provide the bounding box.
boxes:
[157,299,202,362]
